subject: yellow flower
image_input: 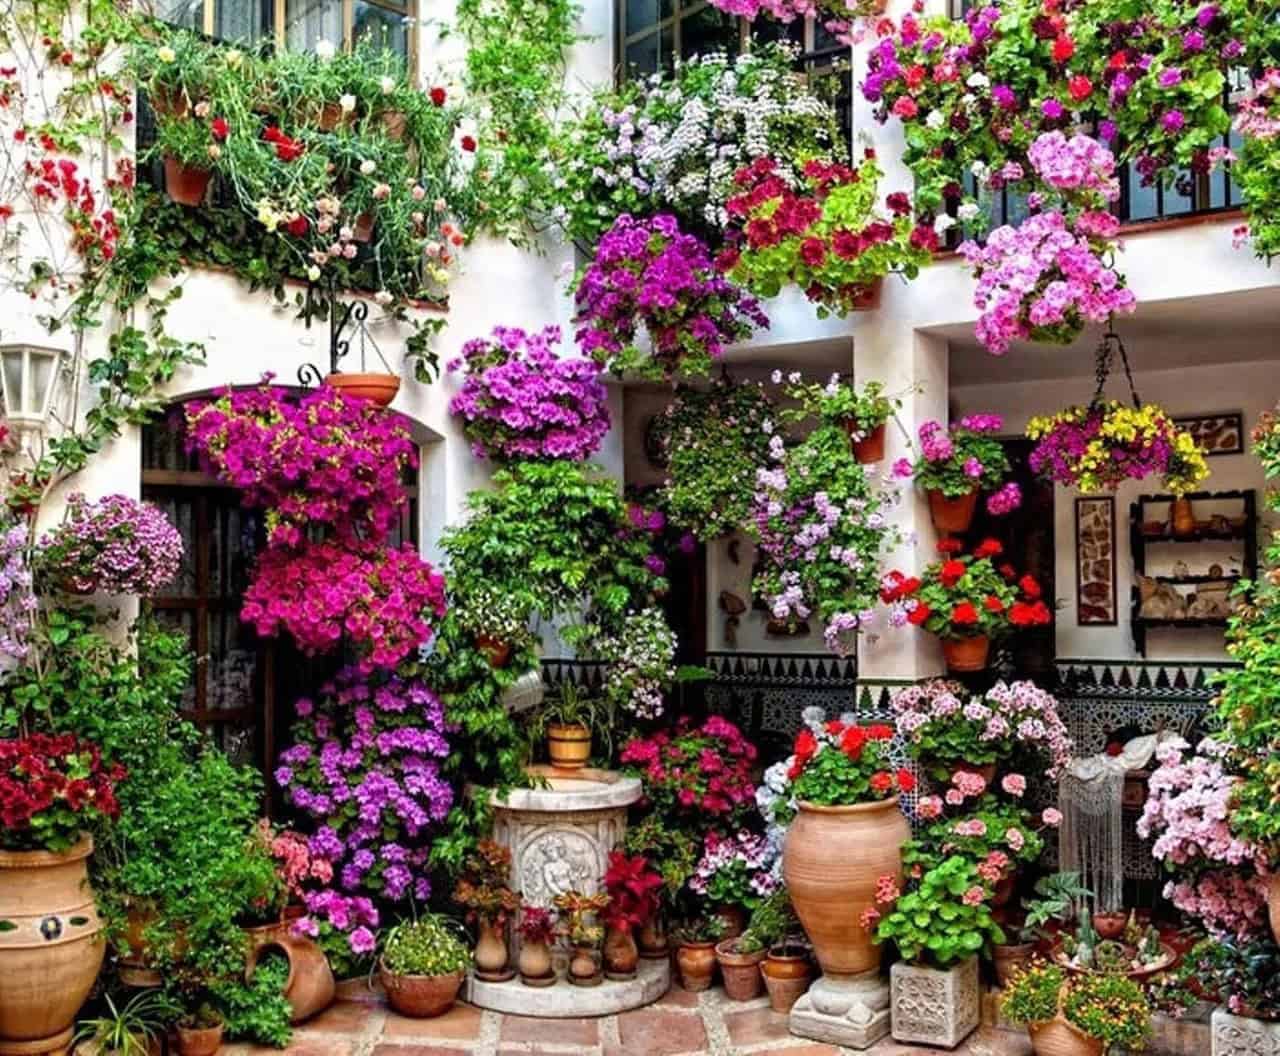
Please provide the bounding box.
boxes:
[157,46,176,62]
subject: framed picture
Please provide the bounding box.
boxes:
[1075,497,1117,626]
[1173,411,1244,457]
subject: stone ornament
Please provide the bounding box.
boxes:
[1212,1008,1280,1056]
[889,956,980,1049]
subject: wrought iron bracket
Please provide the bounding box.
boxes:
[297,278,386,387]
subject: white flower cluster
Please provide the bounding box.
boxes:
[595,607,677,720]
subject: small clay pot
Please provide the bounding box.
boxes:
[1172,497,1196,538]
[942,635,991,674]
[163,157,212,207]
[761,945,812,1013]
[638,915,667,959]
[547,723,591,770]
[715,938,765,1001]
[517,940,554,986]
[1092,911,1127,940]
[323,372,400,407]
[676,940,717,992]
[928,488,979,536]
[176,1021,224,1056]
[848,421,887,464]
[604,925,639,980]
[992,941,1035,987]
[317,100,352,131]
[352,211,375,243]
[475,635,511,668]
[1027,1015,1104,1056]
[381,109,408,140]
[569,945,601,986]
[473,918,511,981]
[378,962,464,1018]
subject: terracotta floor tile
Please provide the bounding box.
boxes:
[371,1046,471,1056]
[247,1041,355,1056]
[723,1005,792,1047]
[614,1008,708,1055]
[294,1000,377,1035]
[499,1013,600,1046]
[653,987,701,1010]
[381,1001,483,1041]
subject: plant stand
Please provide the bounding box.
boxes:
[889,957,980,1049]
[789,969,891,1049]
[1212,1008,1280,1056]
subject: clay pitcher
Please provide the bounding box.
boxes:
[473,918,510,978]
[783,798,909,979]
[244,925,335,1024]
[603,925,639,979]
[0,836,105,1056]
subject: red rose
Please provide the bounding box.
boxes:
[870,771,893,794]
[1068,75,1092,102]
[897,769,916,793]
[1052,35,1075,62]
[984,595,1005,613]
[211,117,228,141]
[430,86,446,106]
[937,539,964,554]
[1019,574,1042,599]
[939,559,966,588]
[907,602,931,626]
[974,538,1003,559]
[951,601,979,625]
[460,134,476,152]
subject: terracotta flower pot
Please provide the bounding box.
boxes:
[244,925,335,1024]
[323,372,401,407]
[848,421,887,464]
[378,962,464,1017]
[164,156,212,207]
[1092,911,1127,940]
[547,723,591,770]
[517,940,553,985]
[761,945,812,1013]
[353,211,375,243]
[928,488,979,536]
[952,761,998,786]
[317,100,352,131]
[473,918,511,981]
[716,939,765,1001]
[1172,497,1196,538]
[713,904,747,940]
[850,277,884,311]
[992,941,1035,987]
[117,901,162,987]
[676,940,717,992]
[475,635,511,669]
[176,1020,224,1056]
[569,945,601,986]
[638,915,667,959]
[604,924,639,980]
[0,837,105,1056]
[1269,874,1280,947]
[381,109,408,140]
[1027,1015,1104,1056]
[942,635,990,673]
[783,797,910,981]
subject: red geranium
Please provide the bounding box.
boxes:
[973,538,1003,559]
[869,771,894,794]
[841,725,867,760]
[939,559,966,587]
[1052,35,1074,62]
[907,602,931,625]
[0,734,124,852]
[896,769,916,793]
[951,601,979,625]
[936,539,964,554]
[984,595,1005,612]
[1019,574,1042,599]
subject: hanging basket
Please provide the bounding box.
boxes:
[163,157,212,207]
[323,372,400,407]
[848,421,887,464]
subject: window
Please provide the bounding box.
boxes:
[148,0,413,60]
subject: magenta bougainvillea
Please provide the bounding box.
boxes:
[573,213,769,380]
[36,493,182,596]
[276,668,453,962]
[241,542,447,674]
[184,379,417,548]
[447,324,610,462]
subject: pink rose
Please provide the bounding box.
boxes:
[1042,807,1063,827]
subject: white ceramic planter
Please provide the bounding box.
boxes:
[890,956,980,1049]
[1212,1008,1280,1056]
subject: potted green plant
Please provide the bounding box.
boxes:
[744,890,811,1013]
[129,21,217,118]
[992,873,1091,987]
[554,891,611,987]
[1002,960,1151,1056]
[174,1002,225,1056]
[72,990,177,1056]
[515,906,557,987]
[672,916,728,993]
[536,684,600,771]
[149,113,218,207]
[780,376,912,465]
[378,915,471,1018]
[1166,935,1280,1046]
[452,840,519,982]
[452,584,534,669]
[876,857,1004,1048]
[908,416,1013,535]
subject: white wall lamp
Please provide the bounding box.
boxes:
[0,343,68,448]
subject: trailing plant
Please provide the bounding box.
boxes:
[382,914,472,977]
[725,154,934,317]
[648,378,777,541]
[447,324,609,462]
[873,857,1005,967]
[210,950,292,1048]
[710,0,888,45]
[779,373,907,435]
[1235,70,1280,260]
[449,584,536,654]
[579,607,677,721]
[751,422,898,656]
[902,415,1011,500]
[573,213,769,381]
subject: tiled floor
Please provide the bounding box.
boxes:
[220,981,1034,1056]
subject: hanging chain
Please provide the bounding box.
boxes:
[1090,322,1142,410]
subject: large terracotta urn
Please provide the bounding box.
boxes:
[783,798,909,979]
[0,836,105,1055]
[244,924,335,1025]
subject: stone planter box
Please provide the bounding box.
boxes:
[890,957,980,1049]
[1212,1008,1280,1056]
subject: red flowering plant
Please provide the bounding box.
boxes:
[602,851,664,930]
[619,715,758,828]
[787,718,915,806]
[517,905,558,945]
[880,539,1050,643]
[724,153,934,318]
[0,734,125,852]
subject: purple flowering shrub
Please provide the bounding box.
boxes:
[751,423,899,657]
[184,379,417,548]
[36,493,182,596]
[277,667,453,969]
[573,213,769,381]
[447,324,610,462]
[242,542,447,674]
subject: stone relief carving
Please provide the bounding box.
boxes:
[518,828,597,906]
[890,958,979,1048]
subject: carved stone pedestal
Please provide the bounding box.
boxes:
[789,969,891,1049]
[890,957,980,1048]
[1212,1008,1280,1056]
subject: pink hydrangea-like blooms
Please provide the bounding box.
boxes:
[447,324,610,462]
[1026,132,1121,199]
[37,493,182,596]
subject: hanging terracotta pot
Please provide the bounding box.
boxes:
[569,945,601,986]
[928,488,979,536]
[381,109,408,140]
[517,940,554,986]
[547,723,591,770]
[244,925,335,1024]
[1172,497,1196,538]
[1268,874,1280,947]
[176,1020,224,1056]
[676,940,717,992]
[850,277,884,311]
[352,211,375,243]
[783,798,909,979]
[163,157,212,207]
[992,941,1035,987]
[378,962,464,1017]
[942,635,990,673]
[148,85,190,117]
[715,939,765,1001]
[472,918,512,981]
[323,371,401,407]
[1027,1015,1104,1056]
[475,635,511,669]
[637,914,667,959]
[761,944,812,1013]
[0,837,105,1056]
[317,100,352,132]
[848,421,887,464]
[603,925,639,980]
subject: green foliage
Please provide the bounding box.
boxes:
[73,989,179,1056]
[211,950,293,1048]
[673,915,728,945]
[789,727,902,806]
[1159,934,1280,1020]
[902,796,1045,875]
[1001,960,1064,1026]
[622,816,700,905]
[742,889,802,953]
[1063,971,1151,1049]
[381,914,472,976]
[1016,872,1090,943]
[875,858,1005,968]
